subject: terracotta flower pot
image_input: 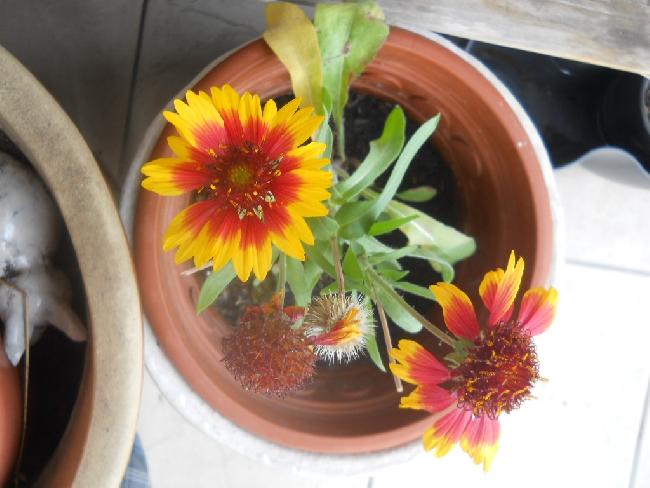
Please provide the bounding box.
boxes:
[0,45,142,487]
[130,27,558,460]
[0,338,21,487]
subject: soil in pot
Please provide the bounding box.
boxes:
[0,131,87,487]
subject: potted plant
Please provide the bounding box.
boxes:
[126,0,559,472]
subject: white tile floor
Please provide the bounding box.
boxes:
[138,149,650,487]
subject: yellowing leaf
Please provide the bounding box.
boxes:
[263,2,322,110]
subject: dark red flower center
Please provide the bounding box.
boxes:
[204,143,281,221]
[451,320,539,419]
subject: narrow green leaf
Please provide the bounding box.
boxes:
[315,1,389,159]
[373,285,423,333]
[381,198,476,266]
[304,258,324,293]
[305,243,336,278]
[393,281,437,302]
[343,246,364,281]
[334,200,374,226]
[335,106,405,200]
[308,216,339,241]
[370,114,441,218]
[406,247,456,282]
[196,263,237,313]
[378,268,409,282]
[367,245,418,265]
[286,258,310,306]
[365,330,386,372]
[369,214,419,236]
[396,186,437,203]
[264,2,322,110]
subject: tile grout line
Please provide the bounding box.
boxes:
[566,258,650,278]
[118,0,149,183]
[629,377,650,488]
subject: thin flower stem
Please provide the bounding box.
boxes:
[374,293,403,393]
[330,236,345,294]
[277,253,287,306]
[367,268,456,347]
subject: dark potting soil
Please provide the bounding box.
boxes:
[0,130,87,487]
[213,92,460,350]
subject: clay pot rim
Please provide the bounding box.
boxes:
[0,44,143,487]
[121,25,562,474]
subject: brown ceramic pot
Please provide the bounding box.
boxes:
[0,338,21,486]
[0,45,142,487]
[134,27,554,453]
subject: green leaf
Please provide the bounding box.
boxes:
[286,258,310,306]
[396,186,437,202]
[305,242,336,278]
[367,245,418,266]
[369,213,419,236]
[343,246,364,281]
[264,2,322,110]
[304,258,324,292]
[334,200,374,226]
[370,114,441,218]
[378,268,409,282]
[334,106,405,200]
[308,216,339,241]
[393,281,437,302]
[373,285,423,333]
[365,330,386,372]
[315,1,389,159]
[196,263,237,313]
[383,198,476,266]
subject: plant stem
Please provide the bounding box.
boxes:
[373,293,402,393]
[335,114,346,163]
[330,236,345,294]
[367,268,456,347]
[277,253,287,305]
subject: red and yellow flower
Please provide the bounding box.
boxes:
[390,251,558,471]
[141,84,332,281]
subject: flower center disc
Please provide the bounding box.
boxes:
[207,144,280,221]
[453,321,540,419]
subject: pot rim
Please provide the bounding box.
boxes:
[120,25,563,475]
[0,44,143,487]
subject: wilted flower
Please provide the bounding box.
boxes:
[222,298,315,397]
[390,251,558,471]
[303,293,374,362]
[141,84,332,281]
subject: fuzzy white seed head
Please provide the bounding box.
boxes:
[303,293,375,363]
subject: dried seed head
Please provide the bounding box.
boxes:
[303,293,374,363]
[222,299,315,397]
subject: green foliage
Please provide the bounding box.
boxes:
[315,1,389,159]
[196,263,237,313]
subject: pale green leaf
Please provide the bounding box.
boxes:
[334,106,405,200]
[196,263,236,313]
[396,186,438,203]
[264,2,322,110]
[286,258,310,306]
[374,285,423,333]
[393,281,437,302]
[365,330,386,372]
[369,213,419,236]
[370,114,440,218]
[343,246,364,281]
[308,216,339,241]
[315,1,389,159]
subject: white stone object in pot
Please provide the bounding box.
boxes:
[0,151,86,365]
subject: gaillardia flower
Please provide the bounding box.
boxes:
[222,297,315,397]
[304,294,374,362]
[390,251,558,471]
[141,84,332,281]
